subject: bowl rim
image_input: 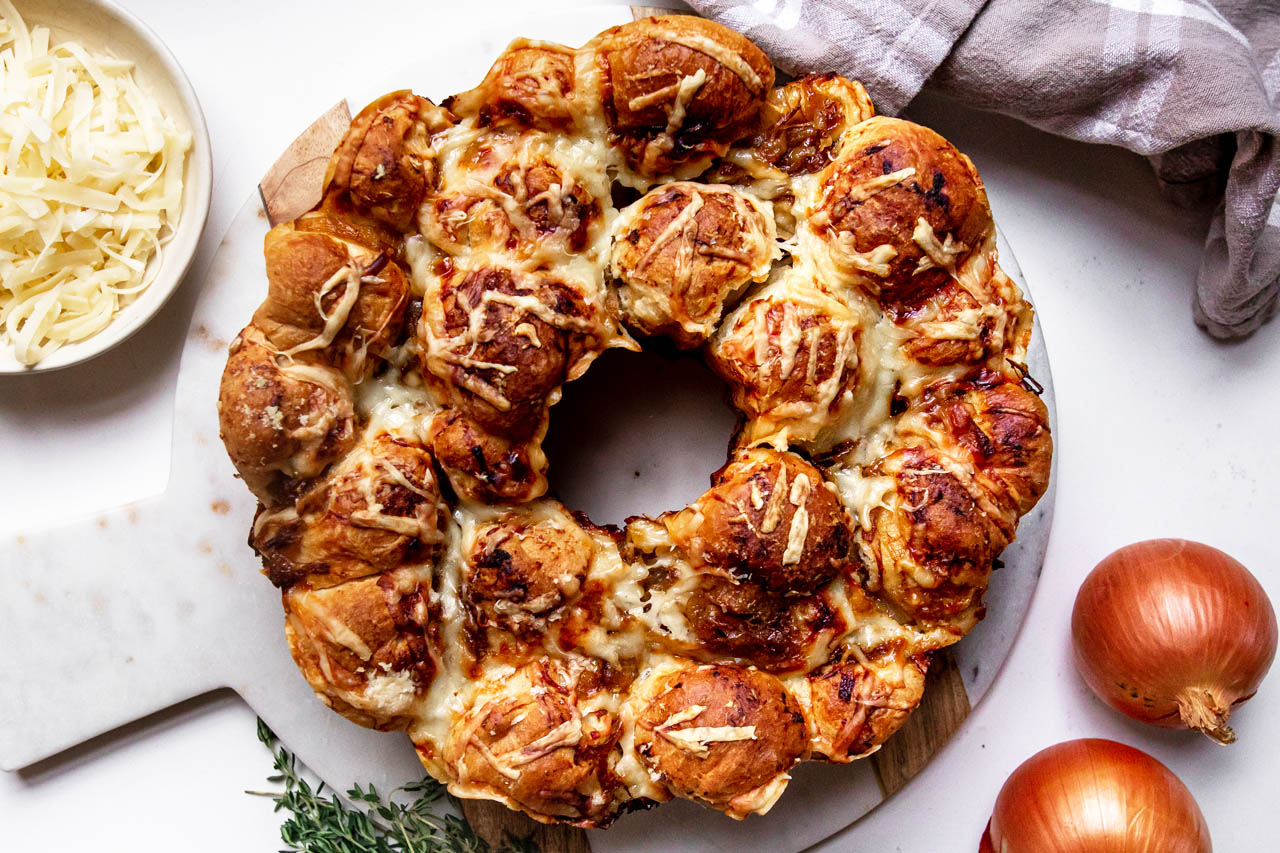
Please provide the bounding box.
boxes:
[0,0,214,375]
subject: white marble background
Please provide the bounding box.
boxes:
[2,0,1277,849]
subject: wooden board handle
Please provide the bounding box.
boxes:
[871,647,972,797]
[258,100,352,226]
[460,799,592,853]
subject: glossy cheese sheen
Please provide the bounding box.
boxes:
[408,507,472,774]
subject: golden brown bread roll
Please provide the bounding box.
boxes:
[666,447,853,596]
[908,372,1053,518]
[629,661,807,817]
[711,274,863,444]
[254,223,409,381]
[443,660,623,825]
[321,90,453,233]
[283,564,438,731]
[293,205,403,263]
[591,16,774,180]
[851,374,1050,634]
[610,181,777,347]
[426,409,549,504]
[799,641,927,761]
[217,325,356,504]
[252,430,447,589]
[418,264,609,440]
[463,502,593,635]
[446,40,580,131]
[813,116,990,300]
[856,441,1011,629]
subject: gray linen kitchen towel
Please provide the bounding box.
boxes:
[688,0,1280,338]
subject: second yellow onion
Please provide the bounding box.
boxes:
[981,738,1211,852]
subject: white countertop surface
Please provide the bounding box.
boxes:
[2,0,1277,849]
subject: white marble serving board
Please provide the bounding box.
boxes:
[0,11,1056,851]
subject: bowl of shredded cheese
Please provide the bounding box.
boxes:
[0,0,211,371]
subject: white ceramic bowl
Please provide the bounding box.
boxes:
[0,0,212,373]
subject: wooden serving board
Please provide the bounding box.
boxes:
[0,10,1056,853]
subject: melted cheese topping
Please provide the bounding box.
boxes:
[279,259,362,357]
[656,704,757,757]
[296,592,374,660]
[408,508,473,771]
[356,366,436,435]
[712,265,864,446]
[639,69,705,175]
[912,217,968,277]
[242,26,1045,828]
[430,119,615,282]
[611,183,778,342]
[781,472,811,565]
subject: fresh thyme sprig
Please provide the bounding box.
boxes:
[250,719,538,853]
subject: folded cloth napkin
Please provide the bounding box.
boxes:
[688,0,1280,337]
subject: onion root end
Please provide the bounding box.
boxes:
[1177,687,1236,745]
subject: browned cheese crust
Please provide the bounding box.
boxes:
[420,265,598,439]
[682,574,845,670]
[444,661,624,825]
[802,641,928,761]
[427,409,548,504]
[253,431,447,589]
[716,73,876,182]
[216,14,1053,830]
[447,41,580,132]
[464,508,592,636]
[255,224,409,381]
[418,128,604,261]
[217,326,356,504]
[711,284,862,444]
[858,372,1052,631]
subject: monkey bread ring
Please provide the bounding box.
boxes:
[217,15,1052,827]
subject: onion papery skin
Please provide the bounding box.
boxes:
[983,739,1211,853]
[1071,538,1277,744]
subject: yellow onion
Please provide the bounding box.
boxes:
[981,738,1211,852]
[1071,539,1276,743]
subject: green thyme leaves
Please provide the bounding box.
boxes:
[250,719,537,853]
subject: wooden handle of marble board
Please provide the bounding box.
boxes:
[258,100,352,226]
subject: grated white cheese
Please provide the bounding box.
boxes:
[0,1,191,365]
